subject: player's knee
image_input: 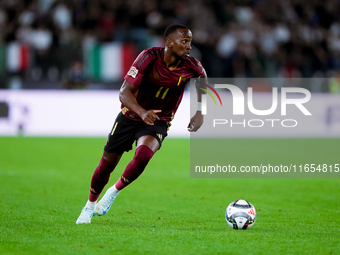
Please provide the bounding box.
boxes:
[97,157,117,174]
[134,145,154,166]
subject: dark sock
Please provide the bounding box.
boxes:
[115,145,154,190]
[89,157,117,202]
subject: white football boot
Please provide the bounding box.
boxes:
[94,189,117,216]
[76,207,95,224]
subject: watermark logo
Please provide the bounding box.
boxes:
[197,82,223,115]
[196,82,312,128]
[201,84,311,116]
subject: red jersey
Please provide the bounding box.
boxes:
[123,47,205,122]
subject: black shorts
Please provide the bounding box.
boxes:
[104,112,168,153]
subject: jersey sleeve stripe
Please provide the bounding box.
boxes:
[134,48,162,69]
[135,53,150,68]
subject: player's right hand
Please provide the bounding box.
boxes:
[140,110,161,125]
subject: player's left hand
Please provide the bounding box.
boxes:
[187,111,203,132]
[141,109,161,125]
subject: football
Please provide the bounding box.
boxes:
[225,199,256,230]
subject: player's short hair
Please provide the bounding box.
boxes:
[164,24,189,40]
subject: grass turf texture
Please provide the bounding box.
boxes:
[1,137,339,255]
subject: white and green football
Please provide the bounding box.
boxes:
[226,199,256,230]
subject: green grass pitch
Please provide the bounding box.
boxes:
[1,137,339,255]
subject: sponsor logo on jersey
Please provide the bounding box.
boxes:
[128,67,138,78]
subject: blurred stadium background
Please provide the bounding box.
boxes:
[0,0,340,91]
[1,0,340,137]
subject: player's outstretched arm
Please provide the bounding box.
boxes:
[187,70,207,132]
[119,80,161,125]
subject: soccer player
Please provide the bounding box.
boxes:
[76,24,207,224]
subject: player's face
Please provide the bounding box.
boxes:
[171,29,192,60]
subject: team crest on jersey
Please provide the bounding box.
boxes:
[128,67,138,78]
[153,72,160,79]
